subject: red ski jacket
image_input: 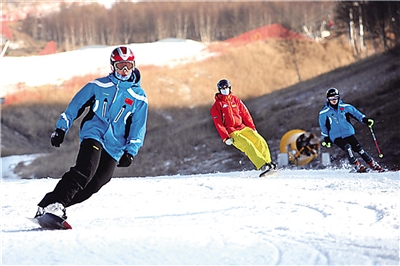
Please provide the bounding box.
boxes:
[210,93,256,141]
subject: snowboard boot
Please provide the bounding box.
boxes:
[354,161,366,173]
[259,162,277,176]
[368,160,383,172]
[44,202,68,220]
[34,207,44,218]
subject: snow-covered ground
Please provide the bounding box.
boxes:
[1,155,399,265]
[0,39,214,96]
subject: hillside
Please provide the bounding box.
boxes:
[1,38,399,178]
[138,44,400,177]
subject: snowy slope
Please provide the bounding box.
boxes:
[1,163,399,265]
[0,39,213,96]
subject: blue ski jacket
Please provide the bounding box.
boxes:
[318,99,366,142]
[55,69,148,161]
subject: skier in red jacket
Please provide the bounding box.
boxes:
[210,79,276,177]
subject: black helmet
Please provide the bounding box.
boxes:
[217,79,231,93]
[326,87,340,99]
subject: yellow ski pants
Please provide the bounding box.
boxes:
[230,127,272,170]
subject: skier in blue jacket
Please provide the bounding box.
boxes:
[34,46,148,220]
[318,88,382,172]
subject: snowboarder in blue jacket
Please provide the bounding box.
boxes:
[35,46,148,220]
[318,88,381,172]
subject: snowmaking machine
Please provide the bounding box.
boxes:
[278,129,329,167]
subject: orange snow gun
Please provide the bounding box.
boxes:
[279,129,320,166]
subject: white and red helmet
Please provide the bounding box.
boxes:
[110,46,135,72]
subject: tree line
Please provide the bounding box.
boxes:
[21,1,334,51]
[20,1,399,52]
[334,1,400,54]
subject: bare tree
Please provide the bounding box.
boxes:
[335,1,399,54]
[193,4,218,42]
[277,23,303,83]
[174,7,190,40]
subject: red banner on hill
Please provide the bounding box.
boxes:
[39,40,56,55]
[224,24,309,45]
[1,22,13,40]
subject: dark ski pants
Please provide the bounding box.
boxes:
[334,135,373,165]
[38,138,117,208]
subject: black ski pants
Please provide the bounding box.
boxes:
[334,135,373,165]
[38,138,117,208]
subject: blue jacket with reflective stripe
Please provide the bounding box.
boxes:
[318,100,366,142]
[56,69,148,161]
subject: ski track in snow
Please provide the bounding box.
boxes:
[1,169,399,265]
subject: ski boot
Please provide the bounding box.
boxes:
[368,160,383,172]
[354,161,367,173]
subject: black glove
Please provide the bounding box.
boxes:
[117,152,134,167]
[50,128,65,147]
[362,117,374,127]
[321,137,332,148]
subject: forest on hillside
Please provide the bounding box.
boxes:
[16,1,400,53]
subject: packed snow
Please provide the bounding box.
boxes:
[1,154,399,265]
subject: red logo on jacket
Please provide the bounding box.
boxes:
[125,98,134,105]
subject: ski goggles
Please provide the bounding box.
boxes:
[114,61,135,71]
[328,96,339,101]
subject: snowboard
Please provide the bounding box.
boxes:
[28,213,72,230]
[259,168,279,178]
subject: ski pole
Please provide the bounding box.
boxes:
[368,125,383,158]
